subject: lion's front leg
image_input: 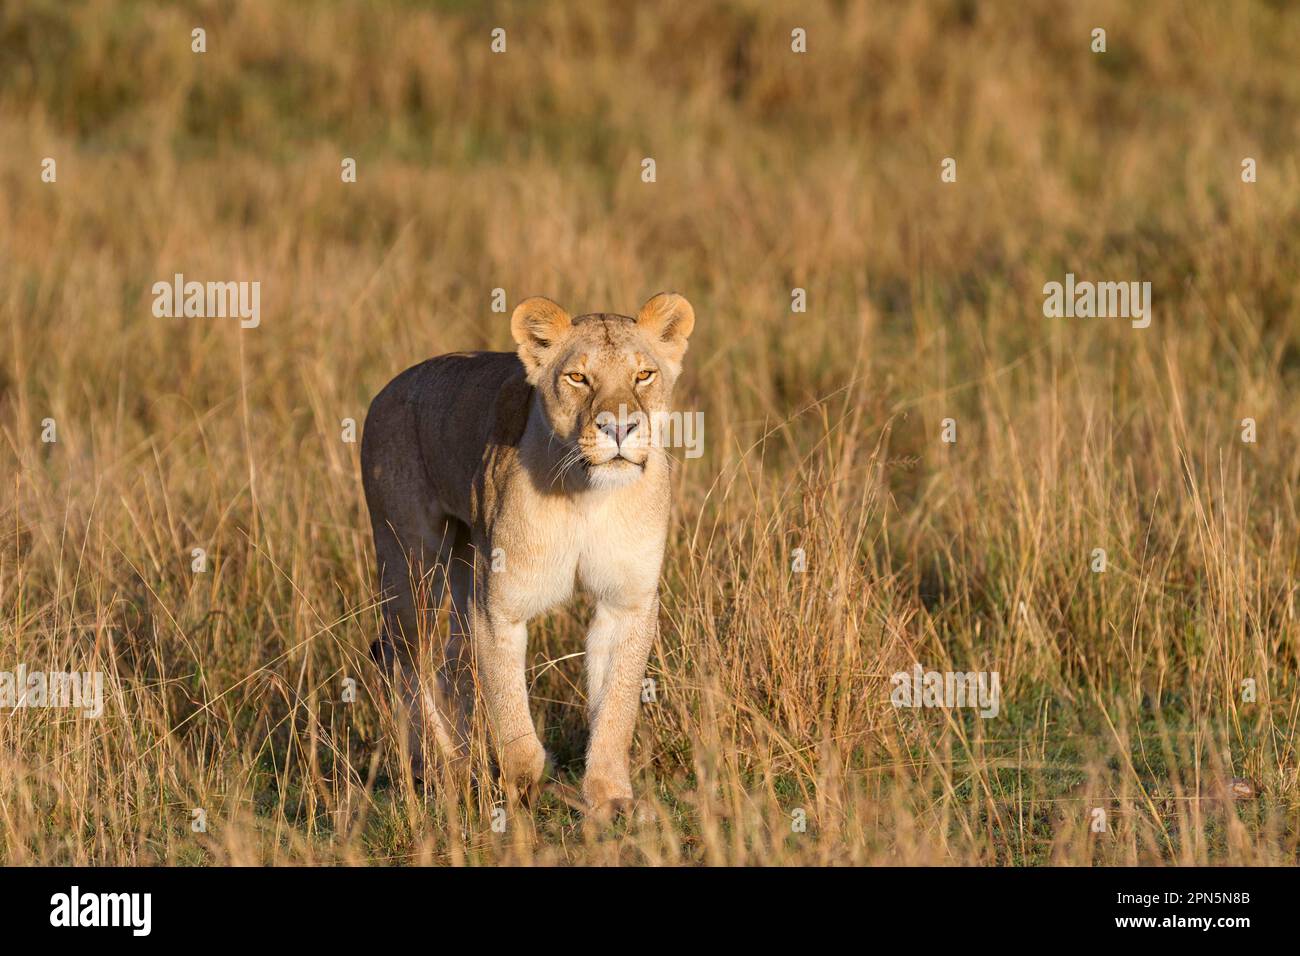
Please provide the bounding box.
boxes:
[582,596,658,816]
[473,601,548,799]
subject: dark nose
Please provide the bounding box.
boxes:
[600,416,638,445]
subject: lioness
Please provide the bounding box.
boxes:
[361,292,695,814]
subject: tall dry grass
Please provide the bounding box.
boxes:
[1,0,1298,864]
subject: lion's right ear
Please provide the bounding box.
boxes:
[510,297,572,380]
[636,292,695,368]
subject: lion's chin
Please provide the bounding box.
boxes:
[584,457,646,490]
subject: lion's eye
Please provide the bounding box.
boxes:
[565,371,587,385]
[635,370,656,383]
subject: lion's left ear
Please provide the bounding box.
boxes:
[636,292,695,366]
[511,296,572,382]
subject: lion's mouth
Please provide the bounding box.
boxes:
[584,453,646,472]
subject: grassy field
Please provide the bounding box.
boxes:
[2,0,1299,865]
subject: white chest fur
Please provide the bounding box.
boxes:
[489,471,668,623]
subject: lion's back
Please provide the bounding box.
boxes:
[362,350,531,524]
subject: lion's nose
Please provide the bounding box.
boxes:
[599,416,638,446]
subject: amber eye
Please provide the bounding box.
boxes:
[565,371,587,385]
[635,369,656,383]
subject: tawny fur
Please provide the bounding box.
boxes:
[361,292,695,814]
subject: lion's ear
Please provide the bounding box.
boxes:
[510,297,572,380]
[636,292,695,366]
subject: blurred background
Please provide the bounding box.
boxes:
[1,0,1298,864]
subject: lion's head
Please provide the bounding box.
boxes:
[510,292,696,490]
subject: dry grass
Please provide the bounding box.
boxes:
[1,0,1299,865]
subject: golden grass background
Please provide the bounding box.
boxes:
[1,0,1299,864]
